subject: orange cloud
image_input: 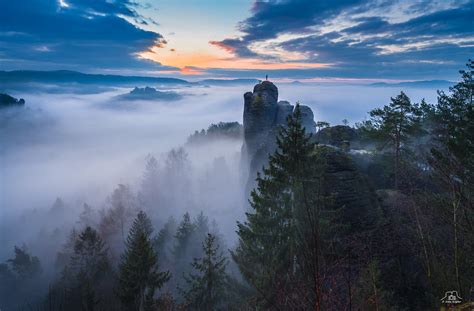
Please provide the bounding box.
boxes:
[137,48,330,75]
[181,67,204,75]
[208,41,236,54]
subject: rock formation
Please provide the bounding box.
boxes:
[0,93,25,108]
[317,146,380,230]
[315,125,360,150]
[241,82,380,226]
[241,81,316,192]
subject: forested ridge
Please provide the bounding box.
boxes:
[1,61,473,310]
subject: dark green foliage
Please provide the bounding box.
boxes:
[234,104,328,308]
[354,260,394,311]
[193,212,210,239]
[173,212,195,259]
[0,247,43,310]
[431,59,474,178]
[314,124,358,148]
[154,217,176,267]
[359,91,423,188]
[7,246,42,278]
[99,184,139,259]
[425,60,474,297]
[61,226,113,311]
[56,228,78,271]
[139,156,161,210]
[180,233,228,310]
[118,211,170,310]
[235,104,386,309]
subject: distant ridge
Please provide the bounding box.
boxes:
[198,78,260,86]
[371,80,454,88]
[0,70,191,85]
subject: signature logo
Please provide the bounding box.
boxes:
[440,290,463,305]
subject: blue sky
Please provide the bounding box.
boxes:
[1,0,473,80]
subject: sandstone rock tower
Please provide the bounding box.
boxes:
[241,81,316,193]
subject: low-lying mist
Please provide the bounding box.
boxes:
[0,81,441,264]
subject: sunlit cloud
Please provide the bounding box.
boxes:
[58,0,70,8]
[35,46,52,52]
[137,40,331,75]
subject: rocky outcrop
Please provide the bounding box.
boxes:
[240,82,380,226]
[317,146,381,230]
[242,81,316,192]
[315,125,359,149]
[0,93,25,108]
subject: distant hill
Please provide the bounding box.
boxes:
[289,80,304,85]
[0,70,191,86]
[371,80,454,88]
[0,93,25,109]
[198,79,260,86]
[117,86,182,101]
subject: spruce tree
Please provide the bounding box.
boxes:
[173,212,195,259]
[233,104,322,308]
[180,233,228,310]
[118,211,170,311]
[360,92,422,188]
[140,156,161,209]
[63,226,111,311]
[99,184,138,259]
[191,212,210,257]
[173,212,196,296]
[429,60,474,295]
[154,217,176,268]
[7,246,42,279]
[193,212,210,240]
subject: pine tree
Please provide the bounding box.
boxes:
[56,228,78,270]
[63,226,111,311]
[354,260,393,311]
[163,148,192,211]
[429,60,474,295]
[1,247,43,310]
[172,212,196,296]
[77,203,96,229]
[99,184,138,258]
[7,246,42,279]
[191,212,210,256]
[193,212,210,239]
[360,92,422,188]
[173,212,195,259]
[233,104,324,308]
[180,233,228,310]
[154,217,176,268]
[118,211,170,311]
[140,156,161,210]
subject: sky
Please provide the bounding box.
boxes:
[1,0,473,81]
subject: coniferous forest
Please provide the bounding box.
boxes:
[1,60,473,310]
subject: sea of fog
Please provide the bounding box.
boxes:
[0,82,442,259]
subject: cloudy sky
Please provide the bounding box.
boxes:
[1,0,473,80]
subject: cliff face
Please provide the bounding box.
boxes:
[242,81,316,192]
[241,82,380,226]
[317,146,380,230]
